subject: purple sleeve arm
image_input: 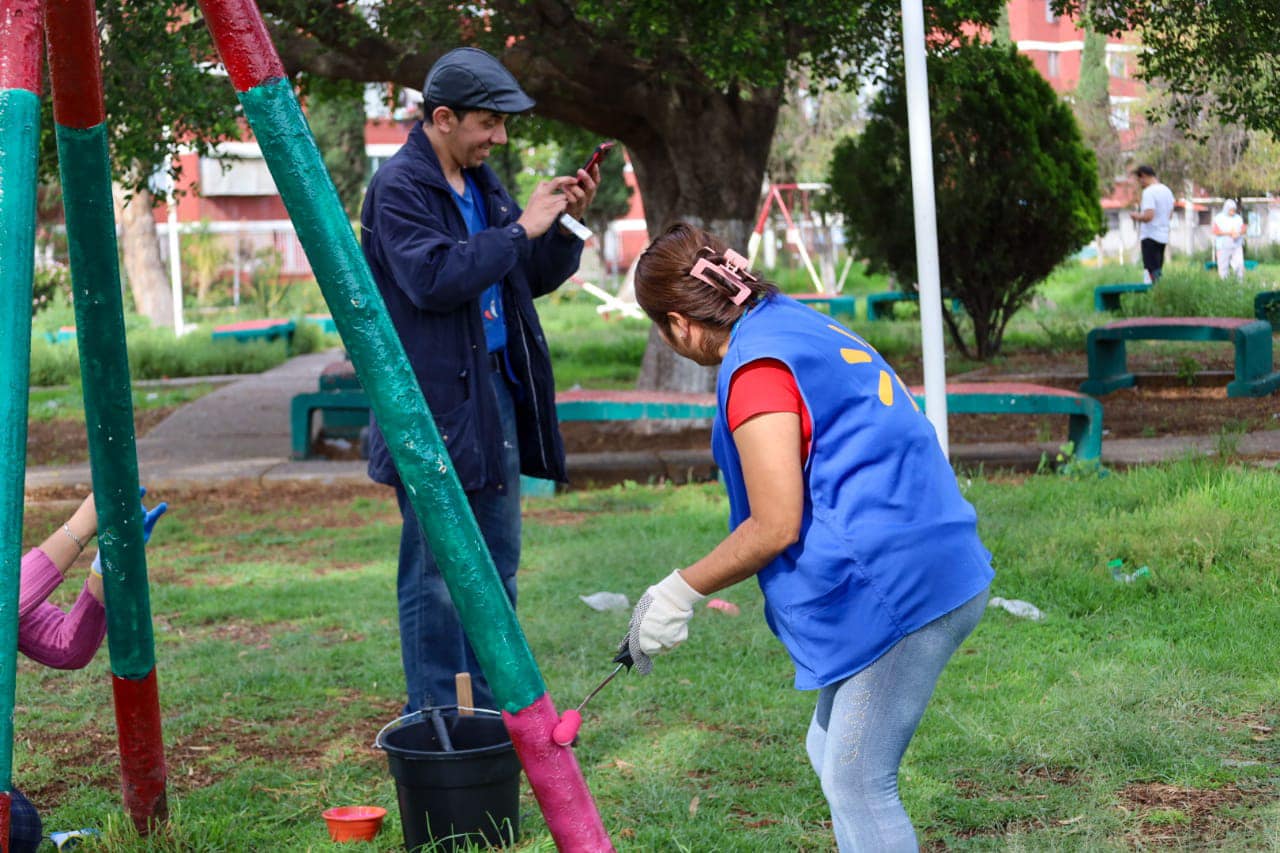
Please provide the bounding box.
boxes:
[19,547,64,619]
[17,582,106,670]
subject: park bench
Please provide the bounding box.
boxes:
[554,389,717,421]
[291,382,719,460]
[1093,282,1152,313]
[865,291,963,321]
[291,389,370,459]
[305,313,337,334]
[1080,317,1280,398]
[211,318,297,354]
[910,382,1103,461]
[42,326,77,344]
[1253,291,1280,329]
[793,293,856,319]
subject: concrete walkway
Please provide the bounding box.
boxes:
[24,351,1280,491]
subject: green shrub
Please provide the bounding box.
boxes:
[29,328,292,387]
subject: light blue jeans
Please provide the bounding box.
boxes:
[394,367,521,713]
[806,588,989,852]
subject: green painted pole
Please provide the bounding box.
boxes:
[235,79,545,712]
[0,85,39,803]
[54,124,156,678]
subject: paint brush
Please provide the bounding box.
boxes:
[552,641,633,746]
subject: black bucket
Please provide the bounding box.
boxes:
[375,707,521,852]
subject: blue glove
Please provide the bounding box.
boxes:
[138,487,167,544]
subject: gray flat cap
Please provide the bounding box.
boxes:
[423,47,535,114]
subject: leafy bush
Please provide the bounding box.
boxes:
[830,43,1103,360]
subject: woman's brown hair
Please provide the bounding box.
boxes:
[634,222,778,336]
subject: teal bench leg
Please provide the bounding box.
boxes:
[1066,398,1104,461]
[291,395,316,459]
[1080,334,1134,396]
[1227,320,1280,397]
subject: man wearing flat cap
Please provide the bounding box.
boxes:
[360,46,599,713]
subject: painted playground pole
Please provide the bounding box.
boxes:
[0,3,45,848]
[196,2,613,848]
[45,0,167,832]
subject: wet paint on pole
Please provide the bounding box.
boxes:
[46,0,167,831]
[196,1,613,847]
[0,3,44,843]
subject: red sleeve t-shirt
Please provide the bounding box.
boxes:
[726,359,813,464]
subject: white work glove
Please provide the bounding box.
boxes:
[626,570,706,675]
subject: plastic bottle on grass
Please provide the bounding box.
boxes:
[1108,558,1151,583]
[987,596,1044,621]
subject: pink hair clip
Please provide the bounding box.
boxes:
[689,247,757,305]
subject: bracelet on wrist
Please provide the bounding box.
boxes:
[61,524,86,550]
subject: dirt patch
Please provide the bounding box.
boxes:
[1117,782,1267,846]
[27,408,175,468]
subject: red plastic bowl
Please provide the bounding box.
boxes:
[322,805,387,842]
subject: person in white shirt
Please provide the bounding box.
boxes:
[1212,199,1246,280]
[1129,164,1175,282]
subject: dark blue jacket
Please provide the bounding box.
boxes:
[360,122,582,491]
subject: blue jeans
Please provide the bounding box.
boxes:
[806,588,988,852]
[394,367,521,713]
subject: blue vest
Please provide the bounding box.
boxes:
[713,295,993,690]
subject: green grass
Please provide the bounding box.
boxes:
[17,458,1280,850]
[27,384,219,423]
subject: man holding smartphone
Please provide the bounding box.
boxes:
[360,46,600,713]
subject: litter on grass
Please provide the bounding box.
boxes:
[706,598,740,616]
[579,592,630,612]
[988,596,1044,621]
[1108,558,1151,583]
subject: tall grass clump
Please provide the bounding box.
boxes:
[29,330,294,387]
[1120,266,1254,318]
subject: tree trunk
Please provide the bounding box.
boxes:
[626,87,782,392]
[112,184,175,329]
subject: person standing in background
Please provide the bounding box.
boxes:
[1212,199,1246,280]
[1129,164,1175,282]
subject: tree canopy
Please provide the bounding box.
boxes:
[1061,0,1280,137]
[829,43,1103,360]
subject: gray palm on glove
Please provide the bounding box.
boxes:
[626,570,706,675]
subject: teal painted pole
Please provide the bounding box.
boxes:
[237,78,545,712]
[0,86,39,806]
[54,124,155,679]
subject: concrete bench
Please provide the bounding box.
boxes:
[1253,291,1280,329]
[42,326,77,344]
[212,318,296,354]
[305,313,337,334]
[290,390,371,459]
[865,291,963,321]
[554,389,717,421]
[1081,317,1280,398]
[290,386,719,460]
[911,382,1103,461]
[1093,282,1152,313]
[793,293,856,319]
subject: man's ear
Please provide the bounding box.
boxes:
[430,105,457,133]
